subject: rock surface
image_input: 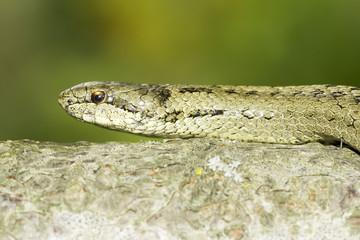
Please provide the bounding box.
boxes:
[1,139,360,239]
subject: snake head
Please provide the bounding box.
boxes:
[58,81,169,135]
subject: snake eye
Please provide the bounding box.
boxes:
[91,91,106,104]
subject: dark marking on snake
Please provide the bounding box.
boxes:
[225,89,237,94]
[156,88,172,105]
[179,88,214,93]
[246,91,258,95]
[270,91,281,96]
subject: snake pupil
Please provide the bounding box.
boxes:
[91,91,106,104]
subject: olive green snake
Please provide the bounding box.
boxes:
[58,82,360,152]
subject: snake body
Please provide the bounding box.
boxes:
[58,82,360,151]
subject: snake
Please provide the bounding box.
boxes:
[58,82,360,152]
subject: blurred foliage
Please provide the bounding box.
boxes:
[1,0,359,142]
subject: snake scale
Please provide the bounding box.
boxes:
[58,82,360,152]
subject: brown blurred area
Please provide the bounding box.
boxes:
[1,0,359,142]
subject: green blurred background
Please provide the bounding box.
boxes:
[1,0,359,143]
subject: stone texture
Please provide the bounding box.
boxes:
[1,139,360,239]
